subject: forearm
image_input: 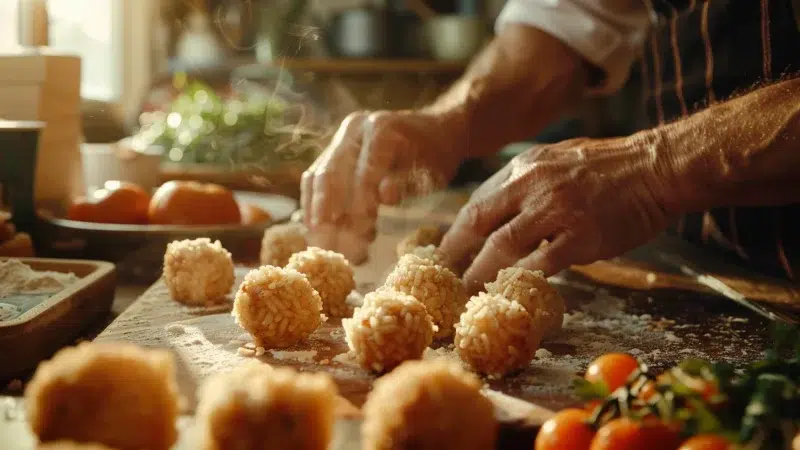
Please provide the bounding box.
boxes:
[659,77,800,212]
[422,25,589,159]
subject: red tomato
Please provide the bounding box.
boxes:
[585,353,641,393]
[585,399,602,413]
[589,417,682,450]
[535,408,596,450]
[677,435,732,450]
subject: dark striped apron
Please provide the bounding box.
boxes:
[638,0,800,280]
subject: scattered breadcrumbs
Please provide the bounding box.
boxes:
[163,238,235,305]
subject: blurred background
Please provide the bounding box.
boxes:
[0,0,644,201]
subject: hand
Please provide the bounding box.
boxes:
[438,132,683,293]
[301,110,466,261]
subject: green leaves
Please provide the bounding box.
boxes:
[571,324,800,448]
[573,377,610,401]
[136,78,319,167]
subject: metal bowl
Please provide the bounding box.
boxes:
[36,192,298,282]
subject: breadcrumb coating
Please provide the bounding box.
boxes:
[286,247,356,318]
[383,254,467,339]
[361,359,497,450]
[260,223,308,267]
[25,342,180,450]
[232,266,323,348]
[485,267,565,337]
[196,363,338,450]
[454,292,542,378]
[343,289,435,373]
[395,226,444,259]
[163,238,235,305]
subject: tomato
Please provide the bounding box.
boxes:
[68,180,150,224]
[148,180,241,225]
[590,417,682,450]
[585,399,602,413]
[585,353,641,393]
[677,435,732,450]
[535,408,596,450]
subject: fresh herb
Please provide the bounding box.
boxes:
[134,77,321,168]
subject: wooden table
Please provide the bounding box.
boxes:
[3,192,798,449]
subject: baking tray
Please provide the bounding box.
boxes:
[0,257,116,381]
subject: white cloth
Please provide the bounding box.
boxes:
[495,0,654,94]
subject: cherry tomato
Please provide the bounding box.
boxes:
[536,408,596,450]
[589,417,681,450]
[585,353,640,393]
[677,434,732,450]
[585,399,603,413]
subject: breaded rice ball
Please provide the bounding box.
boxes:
[485,267,566,337]
[232,266,323,348]
[259,222,308,267]
[454,292,542,378]
[361,360,497,450]
[395,225,444,259]
[38,442,116,450]
[406,244,441,264]
[383,254,467,339]
[343,290,435,373]
[163,238,235,305]
[286,247,356,318]
[25,342,180,450]
[196,363,338,450]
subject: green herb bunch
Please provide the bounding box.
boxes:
[134,75,321,168]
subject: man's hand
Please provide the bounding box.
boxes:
[439,132,681,293]
[301,110,465,261]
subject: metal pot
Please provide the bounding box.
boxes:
[327,7,388,58]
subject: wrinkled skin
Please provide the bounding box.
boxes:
[301,110,465,262]
[438,132,680,294]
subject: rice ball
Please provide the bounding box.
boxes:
[454,292,542,378]
[260,223,308,267]
[406,244,442,264]
[361,359,497,450]
[286,247,356,318]
[383,254,467,339]
[38,442,116,450]
[25,342,180,450]
[232,265,323,348]
[485,267,565,337]
[343,290,435,373]
[396,225,444,259]
[163,238,235,305]
[196,363,337,450]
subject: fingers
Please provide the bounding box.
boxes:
[515,232,580,277]
[305,113,365,227]
[438,188,519,276]
[461,210,560,294]
[352,113,404,226]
